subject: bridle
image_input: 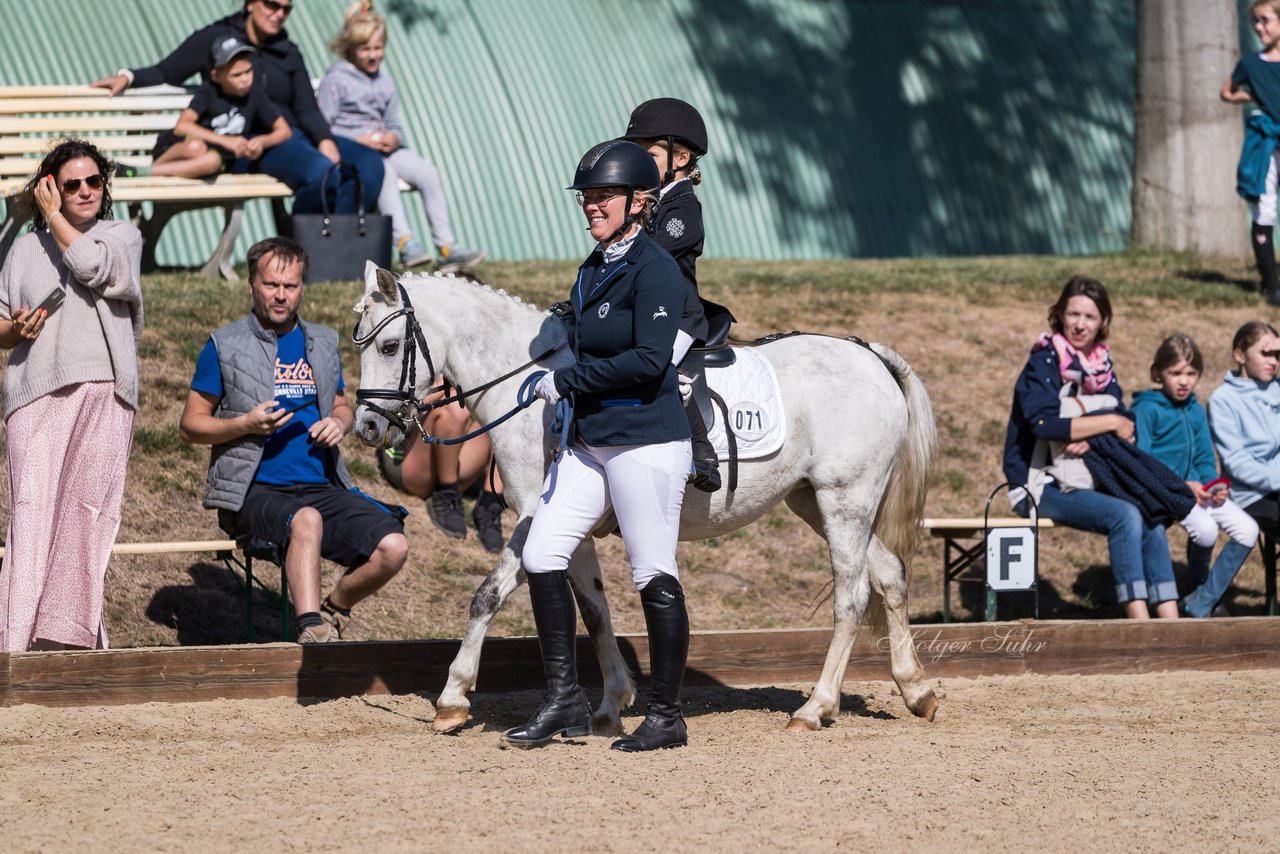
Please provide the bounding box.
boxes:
[351,283,436,436]
[352,282,566,445]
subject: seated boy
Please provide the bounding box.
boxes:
[151,37,289,178]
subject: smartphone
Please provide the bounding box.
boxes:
[1206,478,1230,496]
[274,398,314,417]
[32,286,64,317]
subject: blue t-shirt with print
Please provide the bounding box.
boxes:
[190,325,344,486]
[1234,53,1280,122]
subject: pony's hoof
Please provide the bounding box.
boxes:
[590,713,624,737]
[432,705,470,732]
[910,689,939,722]
[785,716,820,733]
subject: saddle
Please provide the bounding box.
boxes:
[685,298,735,437]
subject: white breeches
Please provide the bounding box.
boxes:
[1250,151,1280,226]
[523,439,691,590]
[1180,498,1260,549]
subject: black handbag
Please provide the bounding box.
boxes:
[287,163,392,283]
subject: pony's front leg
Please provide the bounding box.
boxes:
[433,521,529,732]
[566,538,634,736]
[867,536,938,721]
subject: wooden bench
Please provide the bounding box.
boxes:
[923,517,1055,622]
[0,538,291,642]
[0,84,416,281]
[0,85,295,280]
[928,516,1278,620]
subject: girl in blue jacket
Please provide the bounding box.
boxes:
[503,140,692,753]
[1002,276,1179,618]
[1209,321,1280,596]
[1133,334,1258,617]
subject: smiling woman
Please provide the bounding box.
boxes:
[1002,276,1184,621]
[0,138,144,652]
[500,139,696,753]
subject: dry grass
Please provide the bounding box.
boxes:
[1,249,1272,646]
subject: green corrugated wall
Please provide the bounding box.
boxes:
[0,0,1137,264]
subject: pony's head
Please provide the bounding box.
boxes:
[351,260,423,450]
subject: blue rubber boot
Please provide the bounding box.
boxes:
[1183,539,1252,617]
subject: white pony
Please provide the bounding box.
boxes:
[351,263,939,732]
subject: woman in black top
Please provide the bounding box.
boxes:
[501,140,694,753]
[93,0,383,214]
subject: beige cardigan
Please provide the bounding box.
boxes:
[0,219,144,419]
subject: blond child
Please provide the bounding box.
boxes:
[317,1,485,273]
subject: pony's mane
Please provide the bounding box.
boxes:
[354,269,541,317]
[406,270,541,311]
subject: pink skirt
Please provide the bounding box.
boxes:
[1,382,134,651]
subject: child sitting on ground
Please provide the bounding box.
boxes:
[1133,334,1259,618]
[151,37,289,179]
[317,1,486,273]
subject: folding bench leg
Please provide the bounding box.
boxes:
[238,550,293,641]
[280,564,290,642]
[199,202,245,281]
[1265,532,1278,617]
[244,551,255,643]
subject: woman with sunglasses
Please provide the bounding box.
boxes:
[91,0,383,215]
[0,139,143,652]
[502,140,693,753]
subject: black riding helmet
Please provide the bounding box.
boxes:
[622,97,707,185]
[569,139,660,243]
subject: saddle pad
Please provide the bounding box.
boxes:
[707,346,786,461]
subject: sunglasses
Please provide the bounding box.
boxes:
[61,174,105,194]
[260,0,293,15]
[575,190,624,207]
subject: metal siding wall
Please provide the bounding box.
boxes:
[1,0,1137,263]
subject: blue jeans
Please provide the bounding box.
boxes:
[1016,485,1178,604]
[253,131,386,214]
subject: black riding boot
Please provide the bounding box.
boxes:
[1252,222,1280,305]
[685,397,721,493]
[612,574,690,752]
[501,571,592,748]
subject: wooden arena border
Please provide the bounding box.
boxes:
[1,618,1277,708]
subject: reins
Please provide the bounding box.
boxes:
[352,283,570,449]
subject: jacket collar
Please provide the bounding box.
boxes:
[246,311,311,344]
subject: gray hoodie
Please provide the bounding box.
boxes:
[316,59,404,142]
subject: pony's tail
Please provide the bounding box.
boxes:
[865,343,937,636]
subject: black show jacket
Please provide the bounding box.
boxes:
[552,230,691,446]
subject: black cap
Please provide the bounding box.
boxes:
[622,98,707,156]
[211,36,256,69]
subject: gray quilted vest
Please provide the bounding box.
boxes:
[202,314,352,511]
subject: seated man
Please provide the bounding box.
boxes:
[179,236,407,643]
